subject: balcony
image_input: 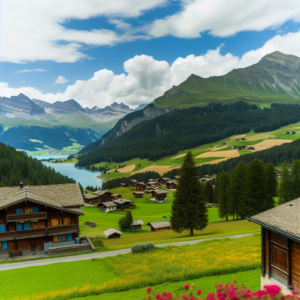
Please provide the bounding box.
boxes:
[0,231,16,241]
[47,225,78,236]
[6,212,47,223]
[16,228,47,239]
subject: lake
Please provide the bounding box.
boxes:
[42,162,102,189]
[30,154,70,161]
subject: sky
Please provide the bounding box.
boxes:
[0,0,300,109]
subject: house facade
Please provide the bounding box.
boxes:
[133,191,144,198]
[247,198,300,294]
[135,183,146,191]
[83,194,101,205]
[99,201,117,212]
[152,190,168,201]
[166,180,178,190]
[113,199,132,210]
[0,183,84,258]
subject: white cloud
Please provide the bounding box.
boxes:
[1,30,300,109]
[54,76,69,85]
[14,69,48,73]
[149,0,300,38]
[0,0,167,63]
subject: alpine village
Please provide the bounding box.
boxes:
[1,2,300,300]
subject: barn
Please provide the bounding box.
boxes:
[113,199,133,210]
[152,190,168,201]
[132,219,144,230]
[98,201,117,212]
[133,191,144,198]
[147,221,171,232]
[135,182,146,192]
[104,228,123,239]
[166,180,178,190]
[247,199,300,294]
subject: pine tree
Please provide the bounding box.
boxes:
[213,174,220,204]
[291,160,300,198]
[278,161,293,204]
[228,161,246,220]
[240,159,268,217]
[204,181,214,203]
[217,172,230,221]
[264,162,277,210]
[170,151,208,236]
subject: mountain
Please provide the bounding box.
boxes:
[155,51,300,108]
[135,104,147,111]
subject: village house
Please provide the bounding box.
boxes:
[166,180,178,190]
[111,193,122,201]
[247,199,300,294]
[83,194,101,205]
[147,221,171,232]
[98,201,117,213]
[0,183,84,258]
[135,182,146,191]
[113,199,133,210]
[275,169,282,178]
[119,183,126,188]
[130,179,138,187]
[221,142,226,145]
[152,189,168,201]
[131,219,144,230]
[248,147,255,150]
[133,191,144,198]
[157,178,170,185]
[93,191,114,203]
[285,132,296,135]
[148,181,158,187]
[104,228,123,239]
[199,177,213,184]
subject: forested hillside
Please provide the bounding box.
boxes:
[76,102,300,167]
[0,143,75,186]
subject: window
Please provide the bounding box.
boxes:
[0,241,7,250]
[17,207,38,214]
[29,222,38,229]
[0,224,5,233]
[51,217,71,227]
[16,223,30,231]
[53,234,73,243]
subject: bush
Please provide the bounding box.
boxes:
[131,242,155,253]
[90,236,103,249]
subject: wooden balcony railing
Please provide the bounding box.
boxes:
[16,228,47,239]
[47,225,78,236]
[0,231,16,241]
[6,212,47,223]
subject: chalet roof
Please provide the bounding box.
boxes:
[0,183,84,215]
[133,191,144,194]
[113,199,132,204]
[83,194,100,199]
[132,219,144,225]
[137,182,145,186]
[153,189,168,195]
[162,178,171,181]
[130,179,137,182]
[174,176,181,179]
[104,228,123,237]
[147,221,171,229]
[249,198,300,240]
[102,201,117,208]
[111,193,121,197]
[167,180,178,184]
[93,190,113,196]
[119,183,125,185]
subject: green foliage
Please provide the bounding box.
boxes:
[291,159,300,199]
[131,242,155,253]
[119,210,134,231]
[278,161,293,204]
[204,181,214,203]
[90,236,104,249]
[171,151,208,236]
[217,172,230,221]
[264,163,277,209]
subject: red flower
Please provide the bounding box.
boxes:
[197,289,201,295]
[147,287,152,293]
[184,284,190,290]
[264,285,281,297]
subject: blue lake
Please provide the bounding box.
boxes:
[43,162,102,189]
[30,154,70,161]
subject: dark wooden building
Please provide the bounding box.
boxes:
[113,199,133,210]
[83,194,102,205]
[98,201,117,212]
[93,191,114,203]
[152,189,168,201]
[166,180,178,190]
[157,178,170,185]
[130,179,138,187]
[133,191,144,198]
[119,183,126,188]
[135,182,146,192]
[111,193,122,201]
[104,228,123,239]
[147,221,171,232]
[247,199,300,294]
[0,183,84,258]
[148,181,158,186]
[132,219,144,230]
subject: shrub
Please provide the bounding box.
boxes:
[90,236,103,249]
[119,217,130,231]
[131,242,155,253]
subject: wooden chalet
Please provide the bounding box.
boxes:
[111,193,122,201]
[113,199,133,210]
[132,219,144,230]
[130,179,138,187]
[93,191,113,203]
[199,177,213,184]
[119,183,126,188]
[104,228,123,239]
[83,194,101,205]
[147,221,171,232]
[98,201,117,212]
[152,189,168,201]
[0,183,84,258]
[135,182,146,192]
[148,181,158,186]
[247,199,300,294]
[133,191,144,198]
[166,180,178,190]
[286,132,296,135]
[248,146,255,150]
[157,178,170,185]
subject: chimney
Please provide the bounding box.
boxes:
[20,182,24,189]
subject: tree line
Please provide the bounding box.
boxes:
[0,143,75,187]
[77,102,300,167]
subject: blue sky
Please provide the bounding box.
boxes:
[1,0,300,108]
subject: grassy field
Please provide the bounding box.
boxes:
[1,235,260,300]
[92,121,300,182]
[72,268,261,300]
[80,187,259,250]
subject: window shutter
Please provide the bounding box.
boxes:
[24,223,29,230]
[65,217,71,225]
[0,224,5,233]
[51,219,56,227]
[16,224,22,231]
[2,241,7,250]
[57,235,61,242]
[53,235,57,243]
[16,209,21,215]
[67,233,72,241]
[33,207,39,213]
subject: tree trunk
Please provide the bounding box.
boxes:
[190,227,194,236]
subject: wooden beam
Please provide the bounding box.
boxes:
[261,227,265,277]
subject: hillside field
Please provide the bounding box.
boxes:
[93,121,300,182]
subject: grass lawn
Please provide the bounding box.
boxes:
[72,268,261,300]
[1,235,260,300]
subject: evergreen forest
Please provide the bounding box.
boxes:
[0,143,75,187]
[77,102,300,167]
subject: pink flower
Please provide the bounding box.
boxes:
[155,293,160,299]
[184,284,190,290]
[182,294,188,299]
[225,284,229,288]
[148,296,151,299]
[197,289,201,295]
[163,292,167,296]
[147,287,152,293]
[264,285,281,297]
[218,284,223,288]
[189,297,195,300]
[233,279,236,283]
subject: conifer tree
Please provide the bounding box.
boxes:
[170,151,208,236]
[278,161,293,204]
[213,174,220,204]
[228,161,246,220]
[204,181,214,203]
[240,159,268,217]
[291,160,300,198]
[217,172,230,221]
[264,162,277,210]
